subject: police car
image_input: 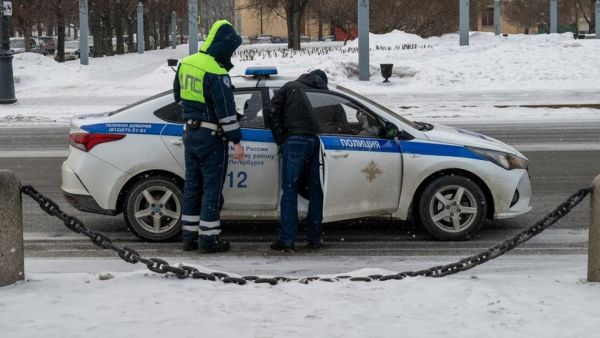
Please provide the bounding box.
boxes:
[61,66,532,242]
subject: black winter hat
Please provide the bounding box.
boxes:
[309,69,328,86]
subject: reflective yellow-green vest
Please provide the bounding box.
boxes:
[178,53,228,104]
[177,19,233,104]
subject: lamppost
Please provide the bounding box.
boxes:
[0,2,17,104]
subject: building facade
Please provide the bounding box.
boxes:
[234,0,331,40]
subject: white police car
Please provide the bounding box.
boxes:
[61,67,531,242]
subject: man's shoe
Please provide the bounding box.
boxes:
[182,241,198,251]
[307,241,322,250]
[200,238,231,254]
[270,241,295,252]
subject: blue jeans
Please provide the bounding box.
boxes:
[181,127,228,248]
[278,135,323,246]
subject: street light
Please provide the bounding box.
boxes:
[0,4,17,104]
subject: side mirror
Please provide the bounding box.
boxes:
[385,122,413,140]
[385,122,399,138]
[167,58,178,67]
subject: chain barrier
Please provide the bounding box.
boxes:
[21,185,592,285]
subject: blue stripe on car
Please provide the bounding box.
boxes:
[80,122,484,160]
[400,141,485,160]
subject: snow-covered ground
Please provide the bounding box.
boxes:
[1,255,599,338]
[2,31,600,126]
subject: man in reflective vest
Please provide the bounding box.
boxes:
[173,20,244,253]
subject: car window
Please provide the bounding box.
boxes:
[65,41,79,49]
[154,102,183,124]
[305,91,381,138]
[235,90,264,128]
[12,40,25,48]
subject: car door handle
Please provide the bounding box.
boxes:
[330,152,349,158]
[170,138,183,145]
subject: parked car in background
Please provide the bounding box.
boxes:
[272,36,287,44]
[9,37,44,55]
[300,35,311,43]
[64,40,79,61]
[322,35,335,42]
[256,34,272,44]
[241,35,251,45]
[38,36,56,54]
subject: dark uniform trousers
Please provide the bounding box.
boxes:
[181,127,228,247]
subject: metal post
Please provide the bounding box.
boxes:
[494,0,501,36]
[589,175,600,282]
[550,0,558,34]
[79,0,89,65]
[188,0,198,54]
[358,0,369,81]
[594,0,600,39]
[137,2,144,54]
[171,11,176,49]
[0,5,16,104]
[0,171,24,287]
[460,0,469,46]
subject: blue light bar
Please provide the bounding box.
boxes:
[245,66,278,77]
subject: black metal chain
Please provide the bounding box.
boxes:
[20,185,592,285]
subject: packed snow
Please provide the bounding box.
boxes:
[1,255,599,337]
[2,31,600,126]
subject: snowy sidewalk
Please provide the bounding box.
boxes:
[1,255,599,338]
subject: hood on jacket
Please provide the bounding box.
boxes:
[200,20,242,71]
[297,71,328,90]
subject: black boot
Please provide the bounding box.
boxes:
[182,241,198,251]
[270,240,295,252]
[182,230,198,251]
[199,236,231,254]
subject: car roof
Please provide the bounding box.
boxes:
[232,75,297,88]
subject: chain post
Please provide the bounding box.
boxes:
[588,175,600,282]
[0,170,24,286]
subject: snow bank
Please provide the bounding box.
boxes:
[1,256,599,337]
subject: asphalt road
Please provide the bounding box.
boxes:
[1,122,599,257]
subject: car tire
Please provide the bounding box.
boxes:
[417,175,487,241]
[123,175,182,242]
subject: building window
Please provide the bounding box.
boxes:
[482,7,494,27]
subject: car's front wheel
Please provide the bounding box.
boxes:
[123,175,182,241]
[417,175,487,241]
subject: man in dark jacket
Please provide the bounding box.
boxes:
[173,20,244,253]
[265,69,333,251]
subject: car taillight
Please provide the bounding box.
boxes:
[68,133,126,152]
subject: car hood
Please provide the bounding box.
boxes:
[422,123,522,156]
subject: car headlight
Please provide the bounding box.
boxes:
[466,147,528,170]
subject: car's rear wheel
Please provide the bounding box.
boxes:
[417,175,487,241]
[123,175,182,241]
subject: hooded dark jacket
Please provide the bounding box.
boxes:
[173,20,242,143]
[265,72,330,145]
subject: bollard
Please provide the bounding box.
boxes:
[588,175,600,282]
[0,170,24,287]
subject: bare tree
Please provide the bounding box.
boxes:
[11,1,37,51]
[54,0,65,62]
[243,0,310,49]
[504,0,549,34]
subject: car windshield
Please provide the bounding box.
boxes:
[335,86,419,129]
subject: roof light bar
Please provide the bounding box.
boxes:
[245,66,278,77]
